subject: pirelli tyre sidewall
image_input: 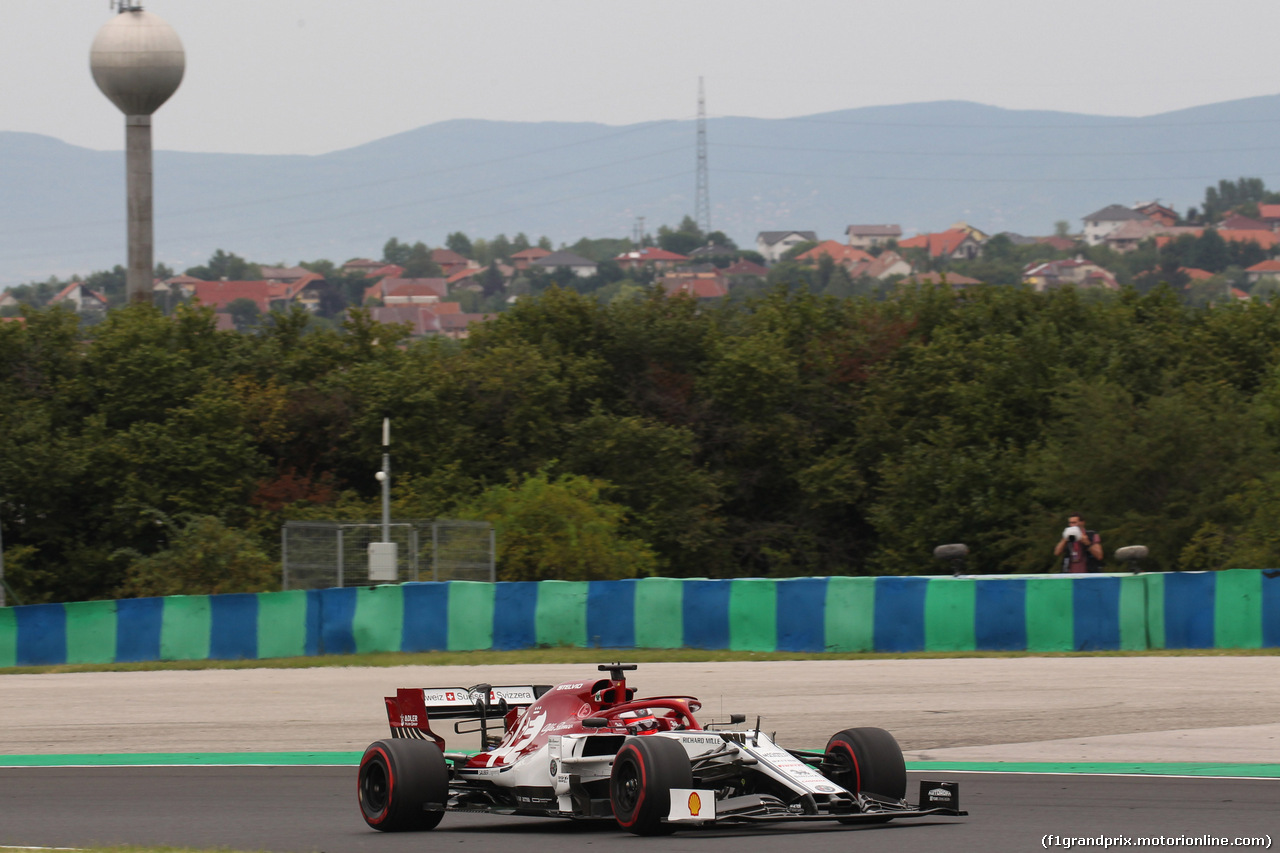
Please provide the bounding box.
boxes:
[824,726,907,800]
[358,738,448,832]
[610,736,693,836]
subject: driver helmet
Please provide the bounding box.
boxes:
[624,714,660,735]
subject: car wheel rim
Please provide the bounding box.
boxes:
[361,760,390,813]
[616,762,641,813]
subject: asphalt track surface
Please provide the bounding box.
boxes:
[1,766,1276,852]
[3,658,1279,851]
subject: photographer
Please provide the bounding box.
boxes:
[1053,513,1103,573]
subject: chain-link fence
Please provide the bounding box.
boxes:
[281,519,495,590]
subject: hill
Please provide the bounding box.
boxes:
[4,95,1280,286]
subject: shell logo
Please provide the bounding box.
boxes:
[687,792,701,817]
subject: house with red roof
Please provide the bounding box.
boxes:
[723,258,769,279]
[50,281,109,316]
[795,241,874,267]
[363,277,448,305]
[614,247,690,270]
[1258,205,1280,232]
[510,247,552,270]
[431,248,474,277]
[898,228,982,260]
[371,302,490,339]
[1134,201,1179,227]
[845,224,902,250]
[847,250,913,280]
[1022,258,1119,292]
[189,280,275,314]
[1245,260,1280,285]
[1218,213,1271,232]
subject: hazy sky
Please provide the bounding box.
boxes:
[4,0,1278,156]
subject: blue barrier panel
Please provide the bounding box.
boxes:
[15,603,66,666]
[402,583,449,652]
[1164,572,1215,649]
[975,579,1027,651]
[683,580,731,649]
[873,577,929,652]
[1264,572,1280,648]
[209,594,258,660]
[492,582,538,650]
[116,597,164,663]
[587,580,636,648]
[318,587,358,656]
[776,578,828,652]
[1073,576,1122,651]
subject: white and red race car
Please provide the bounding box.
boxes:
[357,663,966,835]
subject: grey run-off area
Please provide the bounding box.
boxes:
[5,657,1280,762]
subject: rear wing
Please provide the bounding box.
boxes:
[385,685,549,748]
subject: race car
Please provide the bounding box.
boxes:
[357,663,966,835]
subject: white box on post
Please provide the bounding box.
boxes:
[368,542,398,582]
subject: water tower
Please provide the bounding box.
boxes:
[89,2,185,304]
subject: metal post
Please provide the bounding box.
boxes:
[381,418,391,544]
[489,526,497,582]
[125,115,154,304]
[410,526,419,582]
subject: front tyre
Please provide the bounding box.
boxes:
[358,738,448,831]
[823,726,906,799]
[610,736,692,836]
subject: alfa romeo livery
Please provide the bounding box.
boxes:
[357,663,966,835]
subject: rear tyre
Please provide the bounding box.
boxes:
[824,727,906,823]
[358,738,448,831]
[610,736,692,836]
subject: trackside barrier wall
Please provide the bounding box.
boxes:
[2,570,1278,666]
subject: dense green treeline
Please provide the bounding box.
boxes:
[5,282,1280,604]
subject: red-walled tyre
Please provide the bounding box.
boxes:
[358,738,448,831]
[824,726,906,822]
[610,736,692,836]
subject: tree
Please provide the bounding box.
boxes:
[226,297,261,332]
[512,233,531,253]
[459,470,657,581]
[656,216,704,256]
[383,237,412,266]
[117,514,277,597]
[403,242,442,278]
[185,249,260,282]
[445,232,473,258]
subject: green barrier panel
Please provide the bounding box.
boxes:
[1144,572,1166,650]
[1025,578,1073,651]
[160,596,211,661]
[65,600,117,664]
[1215,569,1263,649]
[353,585,404,654]
[728,579,776,651]
[257,590,309,659]
[0,607,15,668]
[924,578,976,651]
[824,576,876,651]
[633,578,684,648]
[535,581,588,648]
[447,582,495,651]
[1118,575,1148,651]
